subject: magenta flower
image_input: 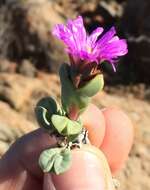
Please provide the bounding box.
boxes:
[52,16,128,71]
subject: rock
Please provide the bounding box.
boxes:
[0,0,68,73]
[21,73,60,122]
[0,72,60,156]
[0,141,9,157]
[121,0,150,83]
[0,73,41,109]
[0,5,14,58]
[0,59,17,73]
[0,101,37,156]
[17,59,37,77]
[116,141,150,190]
[0,73,60,121]
[0,101,36,135]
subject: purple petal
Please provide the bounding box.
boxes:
[99,38,128,71]
[52,16,87,56]
[100,39,128,58]
[52,24,76,51]
[97,27,116,47]
[67,16,87,51]
[109,36,119,42]
[87,27,104,47]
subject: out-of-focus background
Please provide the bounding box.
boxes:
[0,0,149,189]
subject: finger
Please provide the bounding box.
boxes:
[0,156,43,190]
[0,128,57,179]
[100,107,134,174]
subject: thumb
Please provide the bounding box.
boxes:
[43,146,114,190]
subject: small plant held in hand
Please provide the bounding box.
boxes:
[35,16,128,189]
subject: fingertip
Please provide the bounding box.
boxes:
[101,107,134,174]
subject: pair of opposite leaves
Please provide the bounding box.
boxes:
[35,97,83,140]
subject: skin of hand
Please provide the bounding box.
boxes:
[0,104,133,190]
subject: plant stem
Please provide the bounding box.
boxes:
[68,105,79,121]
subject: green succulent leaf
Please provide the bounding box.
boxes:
[35,97,60,130]
[63,119,82,135]
[39,148,72,175]
[59,64,90,114]
[53,148,72,175]
[35,106,51,129]
[51,114,68,134]
[36,97,58,116]
[77,74,104,97]
[51,115,82,138]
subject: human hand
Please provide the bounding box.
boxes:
[0,104,133,190]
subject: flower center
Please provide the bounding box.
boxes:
[86,46,92,53]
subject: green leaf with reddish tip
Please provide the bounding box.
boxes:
[39,148,72,174]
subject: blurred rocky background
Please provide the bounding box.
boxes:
[0,0,149,190]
